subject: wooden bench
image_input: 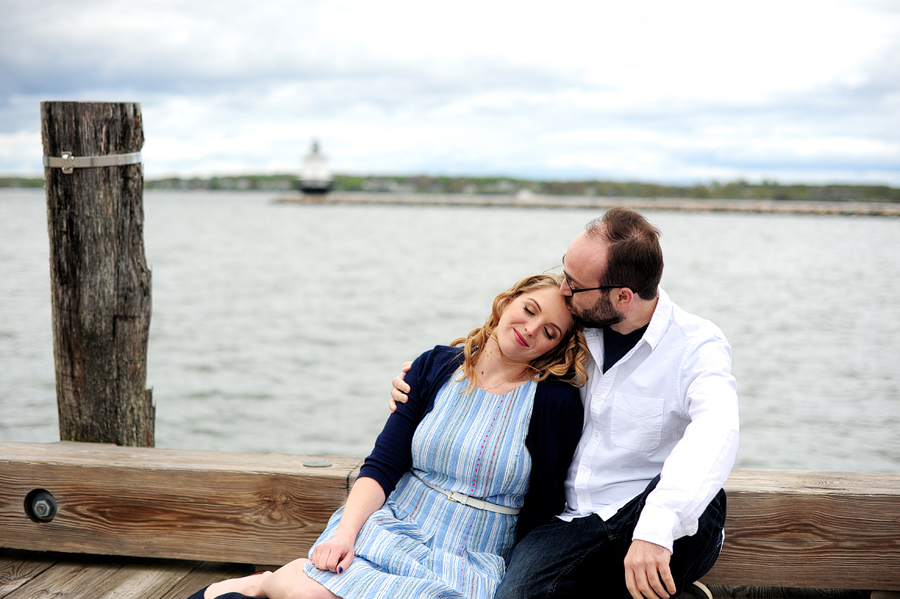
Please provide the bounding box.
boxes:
[2,442,898,593]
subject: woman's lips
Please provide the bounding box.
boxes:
[514,330,528,347]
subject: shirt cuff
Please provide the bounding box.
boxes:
[631,504,678,552]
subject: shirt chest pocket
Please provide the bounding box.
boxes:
[610,393,665,452]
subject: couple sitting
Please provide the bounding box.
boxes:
[188,207,738,599]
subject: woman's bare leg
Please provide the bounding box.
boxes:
[203,559,338,599]
[204,571,270,599]
[260,559,339,599]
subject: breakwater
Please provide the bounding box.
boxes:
[277,192,900,216]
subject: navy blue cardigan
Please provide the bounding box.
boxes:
[359,345,584,543]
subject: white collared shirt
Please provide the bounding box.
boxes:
[559,288,740,552]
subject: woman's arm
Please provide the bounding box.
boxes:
[311,347,460,573]
[309,477,386,574]
[362,346,461,494]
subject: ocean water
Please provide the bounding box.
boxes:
[1,188,898,473]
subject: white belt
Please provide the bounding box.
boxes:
[418,477,521,515]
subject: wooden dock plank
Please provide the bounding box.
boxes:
[3,443,899,592]
[703,470,900,591]
[0,549,58,596]
[0,442,362,565]
[0,550,254,599]
[15,557,126,598]
[0,549,881,599]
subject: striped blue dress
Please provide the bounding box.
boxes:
[304,373,537,599]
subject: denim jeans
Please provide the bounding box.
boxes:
[495,476,726,599]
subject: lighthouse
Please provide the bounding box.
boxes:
[300,140,332,194]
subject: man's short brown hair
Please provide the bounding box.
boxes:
[585,207,663,301]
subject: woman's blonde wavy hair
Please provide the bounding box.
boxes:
[451,273,589,393]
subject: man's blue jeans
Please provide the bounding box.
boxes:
[495,476,726,599]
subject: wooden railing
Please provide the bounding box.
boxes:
[1,442,898,592]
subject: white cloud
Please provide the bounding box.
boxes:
[1,0,898,185]
[0,131,41,174]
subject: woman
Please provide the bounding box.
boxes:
[192,273,588,599]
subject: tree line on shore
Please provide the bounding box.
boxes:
[3,174,898,203]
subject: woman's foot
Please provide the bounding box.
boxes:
[204,571,271,599]
[264,559,340,599]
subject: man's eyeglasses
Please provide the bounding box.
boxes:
[563,275,624,295]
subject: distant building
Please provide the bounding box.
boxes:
[300,140,332,194]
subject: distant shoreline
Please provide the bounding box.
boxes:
[4,183,898,216]
[5,174,899,205]
[276,192,900,217]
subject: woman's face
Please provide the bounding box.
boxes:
[495,286,574,364]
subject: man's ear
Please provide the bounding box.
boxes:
[613,287,634,307]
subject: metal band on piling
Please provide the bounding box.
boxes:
[43,151,142,174]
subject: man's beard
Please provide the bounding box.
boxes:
[568,293,624,329]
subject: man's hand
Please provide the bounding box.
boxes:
[388,361,412,412]
[624,540,676,599]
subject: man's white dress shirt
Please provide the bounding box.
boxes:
[559,287,740,552]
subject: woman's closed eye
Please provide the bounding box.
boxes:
[524,304,558,339]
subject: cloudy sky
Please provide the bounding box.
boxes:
[1,0,898,185]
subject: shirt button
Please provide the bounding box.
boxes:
[593,430,600,438]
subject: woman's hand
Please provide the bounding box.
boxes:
[310,534,355,574]
[310,478,387,576]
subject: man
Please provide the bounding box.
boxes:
[391,207,739,599]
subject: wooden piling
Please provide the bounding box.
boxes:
[41,101,153,447]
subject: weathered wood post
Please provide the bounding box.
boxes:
[41,101,154,447]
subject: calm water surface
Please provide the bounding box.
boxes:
[1,189,898,472]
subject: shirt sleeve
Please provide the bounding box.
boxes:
[357,346,461,497]
[631,333,740,551]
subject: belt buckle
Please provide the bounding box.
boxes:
[447,491,468,506]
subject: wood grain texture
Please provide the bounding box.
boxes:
[0,549,255,599]
[0,548,59,595]
[41,101,153,447]
[1,444,898,590]
[707,586,869,598]
[1,548,879,599]
[704,469,900,591]
[0,442,362,565]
